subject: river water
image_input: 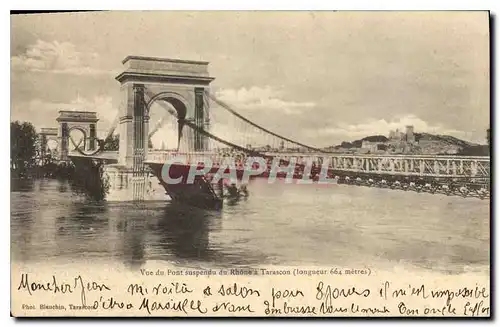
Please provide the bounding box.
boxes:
[11,178,489,275]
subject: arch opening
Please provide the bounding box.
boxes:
[146,92,188,120]
[46,139,59,151]
[147,96,188,151]
[67,126,88,151]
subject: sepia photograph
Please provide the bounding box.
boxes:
[10,10,490,317]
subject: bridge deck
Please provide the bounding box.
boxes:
[144,151,490,179]
[68,151,119,163]
[70,150,489,179]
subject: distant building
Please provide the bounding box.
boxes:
[361,140,386,153]
[405,125,415,143]
[337,124,463,156]
[385,125,416,153]
[389,128,405,141]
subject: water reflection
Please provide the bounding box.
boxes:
[10,183,232,268]
[57,179,68,193]
[122,221,146,269]
[38,178,49,192]
[58,202,108,233]
[11,178,35,192]
[10,179,490,273]
[114,203,219,268]
[157,204,211,259]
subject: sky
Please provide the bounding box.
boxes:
[10,11,490,147]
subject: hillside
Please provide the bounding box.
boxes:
[334,135,389,149]
[413,133,477,147]
[328,132,489,156]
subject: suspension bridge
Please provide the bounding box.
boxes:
[41,56,490,207]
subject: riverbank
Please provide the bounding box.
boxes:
[11,160,108,201]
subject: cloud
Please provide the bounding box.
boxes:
[203,86,319,147]
[316,114,464,140]
[11,40,110,75]
[214,86,316,115]
[11,95,119,139]
[70,95,117,126]
[63,96,119,138]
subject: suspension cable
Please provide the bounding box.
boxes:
[205,91,332,153]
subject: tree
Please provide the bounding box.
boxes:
[362,135,389,142]
[103,134,120,151]
[340,141,354,148]
[103,134,153,150]
[11,121,38,173]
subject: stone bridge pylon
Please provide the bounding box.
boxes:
[103,56,215,201]
[56,110,99,161]
[41,111,99,162]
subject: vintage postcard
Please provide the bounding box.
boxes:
[10,11,490,317]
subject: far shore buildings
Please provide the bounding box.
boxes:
[356,125,460,155]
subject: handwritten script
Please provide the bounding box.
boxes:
[14,272,490,317]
